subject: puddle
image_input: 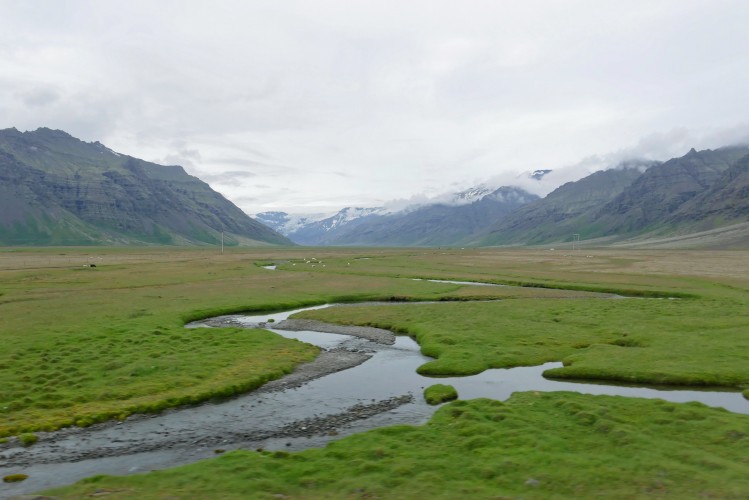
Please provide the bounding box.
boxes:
[261,265,277,270]
[412,278,506,287]
[3,303,748,498]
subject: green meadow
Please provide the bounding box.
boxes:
[290,249,749,391]
[296,296,749,387]
[1,247,748,498]
[45,394,749,498]
[0,247,477,437]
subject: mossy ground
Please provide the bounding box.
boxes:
[45,393,749,499]
[423,384,458,405]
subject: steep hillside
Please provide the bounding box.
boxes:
[0,128,291,246]
[478,162,653,245]
[589,146,749,237]
[477,147,749,247]
[667,152,749,229]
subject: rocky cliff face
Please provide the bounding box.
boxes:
[0,128,291,246]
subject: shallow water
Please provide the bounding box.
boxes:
[267,321,749,414]
[189,303,749,415]
[2,303,747,498]
[413,278,506,287]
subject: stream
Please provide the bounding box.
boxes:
[2,301,748,498]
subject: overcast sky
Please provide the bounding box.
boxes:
[2,1,749,215]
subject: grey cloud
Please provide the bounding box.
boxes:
[18,87,60,108]
[209,157,296,175]
[3,2,749,215]
[700,124,749,149]
[232,195,259,204]
[160,150,202,171]
[199,170,258,184]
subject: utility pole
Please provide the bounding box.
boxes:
[572,233,581,251]
[221,230,224,255]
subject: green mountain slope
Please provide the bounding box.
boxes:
[477,146,749,247]
[589,146,749,237]
[667,152,749,230]
[0,128,291,246]
[478,162,652,246]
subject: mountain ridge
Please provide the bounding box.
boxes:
[0,127,292,246]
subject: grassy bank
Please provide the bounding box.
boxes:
[5,247,749,498]
[296,296,749,389]
[288,249,749,394]
[44,392,749,499]
[0,248,495,437]
[3,248,748,437]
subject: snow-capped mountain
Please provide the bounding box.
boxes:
[318,207,389,232]
[256,207,390,245]
[451,185,494,204]
[254,211,331,235]
[530,169,552,180]
[309,186,539,246]
[255,168,554,245]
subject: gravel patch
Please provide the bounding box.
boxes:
[273,319,395,345]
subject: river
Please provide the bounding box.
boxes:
[2,302,747,498]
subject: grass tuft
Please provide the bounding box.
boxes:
[424,384,458,405]
[3,474,28,483]
[19,432,38,446]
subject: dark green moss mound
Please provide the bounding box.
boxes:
[3,474,28,483]
[424,384,458,405]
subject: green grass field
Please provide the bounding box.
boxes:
[296,297,749,387]
[45,393,749,499]
[293,249,749,392]
[2,247,749,498]
[0,247,486,437]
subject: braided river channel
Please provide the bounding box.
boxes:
[2,296,748,497]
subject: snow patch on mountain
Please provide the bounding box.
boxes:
[255,211,333,235]
[317,207,388,232]
[451,185,494,204]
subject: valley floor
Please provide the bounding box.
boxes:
[1,246,748,498]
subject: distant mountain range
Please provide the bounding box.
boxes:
[261,146,749,248]
[0,128,291,246]
[474,160,658,246]
[4,127,748,248]
[474,146,749,246]
[258,186,540,246]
